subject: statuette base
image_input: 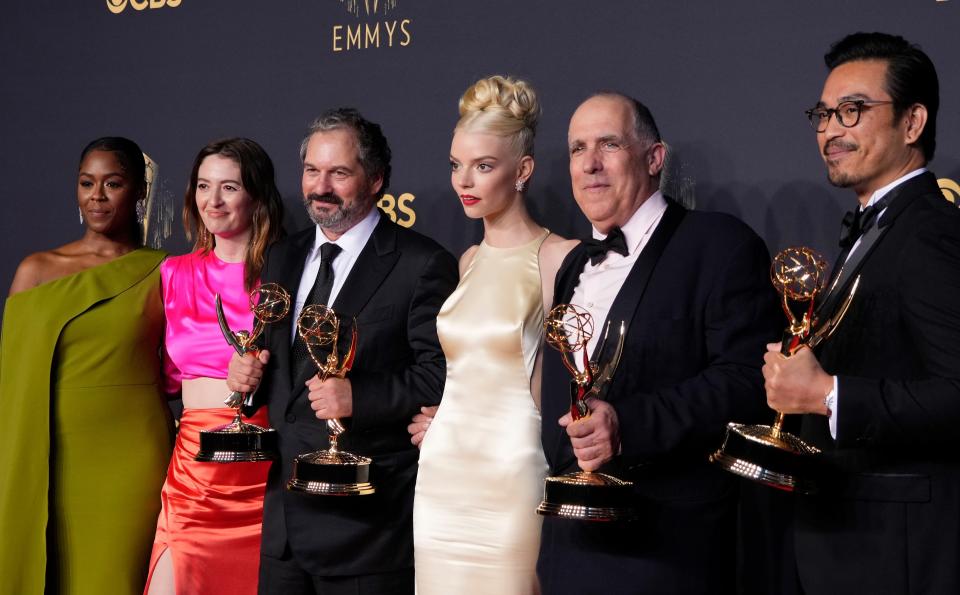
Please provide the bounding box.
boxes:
[536,471,636,522]
[287,450,375,496]
[710,422,819,493]
[195,418,279,463]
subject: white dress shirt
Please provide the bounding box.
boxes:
[290,207,380,342]
[827,167,927,438]
[569,191,668,369]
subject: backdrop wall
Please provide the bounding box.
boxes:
[1,0,957,298]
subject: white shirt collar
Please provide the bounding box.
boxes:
[591,190,667,254]
[308,207,380,261]
[864,168,927,209]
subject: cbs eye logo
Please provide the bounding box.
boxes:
[107,0,181,14]
[377,193,416,228]
[940,178,960,206]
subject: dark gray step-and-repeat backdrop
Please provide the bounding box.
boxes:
[1,0,958,298]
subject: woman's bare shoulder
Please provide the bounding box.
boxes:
[540,234,579,267]
[9,242,89,296]
[458,244,481,277]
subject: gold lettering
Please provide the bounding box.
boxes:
[332,25,344,52]
[130,0,149,10]
[939,178,960,205]
[384,21,397,46]
[106,0,127,14]
[365,23,380,48]
[347,24,362,50]
[377,195,398,223]
[149,0,164,8]
[400,19,412,46]
[167,0,181,6]
[396,193,416,227]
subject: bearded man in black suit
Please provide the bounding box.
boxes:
[763,33,960,595]
[228,108,458,595]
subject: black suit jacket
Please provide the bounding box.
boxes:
[256,212,458,576]
[795,172,960,595]
[537,200,781,595]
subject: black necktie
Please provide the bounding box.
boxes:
[583,226,629,265]
[291,242,342,383]
[838,196,889,249]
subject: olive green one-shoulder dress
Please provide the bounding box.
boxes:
[0,248,174,595]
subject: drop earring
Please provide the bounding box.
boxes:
[79,207,84,224]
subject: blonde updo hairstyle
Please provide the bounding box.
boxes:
[456,75,541,159]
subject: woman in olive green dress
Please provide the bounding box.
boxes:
[0,137,174,595]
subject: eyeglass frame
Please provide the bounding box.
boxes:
[804,99,895,133]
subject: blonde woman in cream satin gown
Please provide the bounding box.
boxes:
[413,75,577,595]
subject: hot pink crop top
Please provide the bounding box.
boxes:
[161,250,254,394]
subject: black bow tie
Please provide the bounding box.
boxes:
[839,196,889,250]
[584,226,629,265]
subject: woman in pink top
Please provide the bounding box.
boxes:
[145,138,285,595]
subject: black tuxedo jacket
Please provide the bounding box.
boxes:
[537,200,781,595]
[795,172,960,595]
[255,212,458,576]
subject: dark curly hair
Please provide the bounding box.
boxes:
[299,107,392,199]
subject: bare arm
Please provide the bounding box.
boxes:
[531,235,580,411]
[537,235,580,313]
[458,244,480,278]
[9,254,45,296]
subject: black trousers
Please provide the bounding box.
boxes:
[257,546,413,595]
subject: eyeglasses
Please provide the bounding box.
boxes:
[804,99,895,132]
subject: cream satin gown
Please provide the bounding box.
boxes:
[414,229,550,595]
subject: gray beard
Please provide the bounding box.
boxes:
[305,197,374,234]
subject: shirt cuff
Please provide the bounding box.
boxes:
[827,376,838,440]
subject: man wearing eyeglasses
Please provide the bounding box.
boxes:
[763,32,960,594]
[534,93,781,594]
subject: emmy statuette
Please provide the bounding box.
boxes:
[195,283,291,463]
[711,247,859,492]
[536,304,634,521]
[286,304,374,496]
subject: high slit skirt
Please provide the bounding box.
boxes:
[146,407,271,595]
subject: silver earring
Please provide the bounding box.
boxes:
[79,207,84,224]
[515,179,526,192]
[136,198,146,224]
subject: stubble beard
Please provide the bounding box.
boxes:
[826,165,861,189]
[823,139,862,189]
[304,192,375,234]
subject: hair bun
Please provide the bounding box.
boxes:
[456,76,540,156]
[459,75,540,132]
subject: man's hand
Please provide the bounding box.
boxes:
[763,343,833,416]
[408,406,438,448]
[307,376,353,420]
[560,399,620,472]
[226,350,269,393]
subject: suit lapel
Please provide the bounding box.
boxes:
[591,199,686,361]
[553,245,589,306]
[331,213,400,317]
[816,172,939,323]
[288,214,401,393]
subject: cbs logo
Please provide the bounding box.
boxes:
[107,0,181,14]
[940,178,960,206]
[377,193,416,228]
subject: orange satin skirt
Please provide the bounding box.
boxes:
[145,407,272,595]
